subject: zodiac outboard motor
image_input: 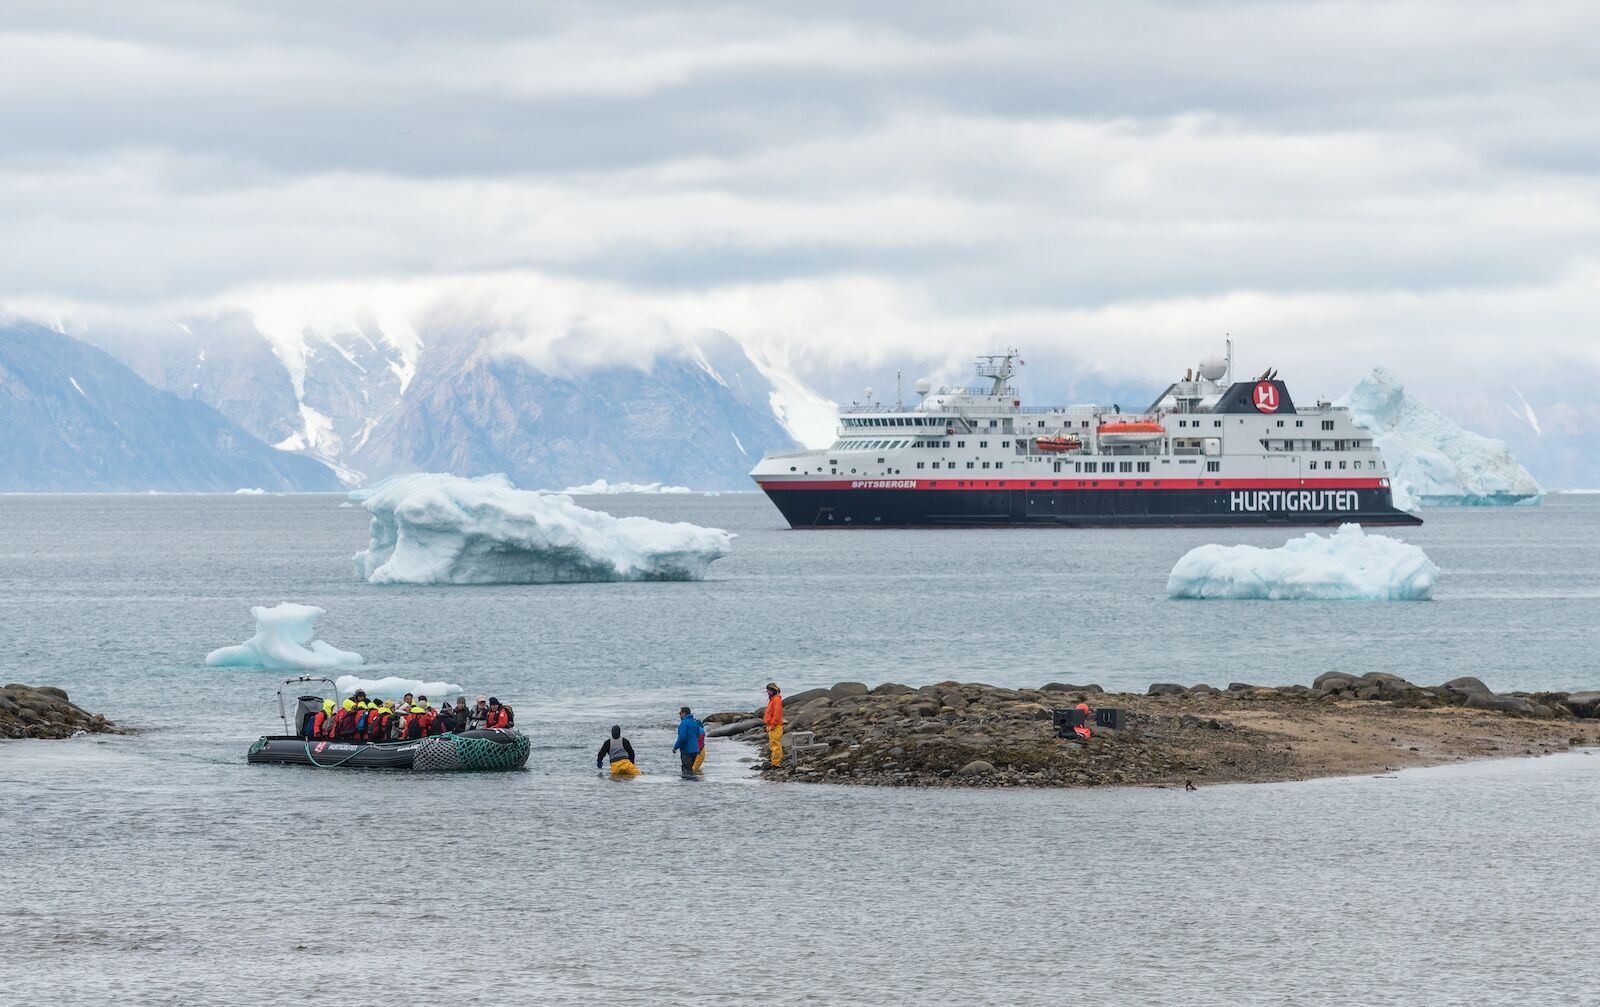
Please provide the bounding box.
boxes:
[293,695,326,737]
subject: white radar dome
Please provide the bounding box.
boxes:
[1197,356,1227,381]
[914,378,931,396]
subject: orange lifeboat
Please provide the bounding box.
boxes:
[1096,420,1165,444]
[1034,435,1081,452]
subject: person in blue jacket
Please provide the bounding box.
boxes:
[672,706,703,779]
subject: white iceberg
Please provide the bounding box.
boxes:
[234,487,267,495]
[1338,367,1543,507]
[335,675,464,701]
[205,603,365,668]
[1167,524,1439,601]
[350,473,733,585]
[560,479,693,495]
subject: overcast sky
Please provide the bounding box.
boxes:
[4,0,1598,396]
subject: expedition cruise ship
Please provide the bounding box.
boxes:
[750,349,1421,528]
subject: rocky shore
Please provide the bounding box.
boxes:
[0,684,125,740]
[705,673,1600,789]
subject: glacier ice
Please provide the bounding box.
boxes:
[335,675,463,701]
[350,473,733,585]
[1338,367,1542,507]
[1167,524,1439,601]
[561,479,692,495]
[205,603,365,669]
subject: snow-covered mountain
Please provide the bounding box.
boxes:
[95,312,820,490]
[1338,366,1543,508]
[0,320,340,492]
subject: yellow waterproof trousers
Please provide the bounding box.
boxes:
[691,748,706,773]
[610,758,640,778]
[767,725,783,767]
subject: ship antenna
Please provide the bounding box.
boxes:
[896,369,903,410]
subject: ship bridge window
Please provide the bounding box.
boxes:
[1296,420,1304,428]
[1206,461,1220,472]
[1214,421,1221,428]
[1322,420,1335,431]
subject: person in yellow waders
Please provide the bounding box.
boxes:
[763,682,784,768]
[691,719,707,774]
[596,725,641,778]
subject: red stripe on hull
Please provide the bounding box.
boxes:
[755,477,1388,492]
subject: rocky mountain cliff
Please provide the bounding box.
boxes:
[0,321,340,491]
[100,314,806,489]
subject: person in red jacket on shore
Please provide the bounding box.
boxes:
[763,683,784,768]
[1073,702,1093,741]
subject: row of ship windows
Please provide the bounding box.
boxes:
[844,416,1017,429]
[831,439,999,451]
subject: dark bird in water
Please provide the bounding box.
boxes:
[1184,779,1198,792]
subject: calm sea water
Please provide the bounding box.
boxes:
[2,493,1598,1005]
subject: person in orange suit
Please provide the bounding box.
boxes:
[763,682,784,767]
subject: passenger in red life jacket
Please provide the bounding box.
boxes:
[402,705,428,740]
[1073,702,1093,741]
[415,696,443,736]
[485,697,511,730]
[333,698,359,739]
[366,703,391,742]
[308,699,336,737]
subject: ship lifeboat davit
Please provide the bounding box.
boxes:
[1096,420,1165,444]
[1034,435,1081,452]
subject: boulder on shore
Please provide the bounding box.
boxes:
[0,684,124,740]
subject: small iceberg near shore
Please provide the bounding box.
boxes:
[1167,524,1439,601]
[351,473,733,585]
[335,674,463,699]
[205,603,365,669]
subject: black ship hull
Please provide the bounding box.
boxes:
[757,480,1422,529]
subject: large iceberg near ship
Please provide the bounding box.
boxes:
[1167,524,1438,600]
[1338,367,1542,507]
[206,603,365,669]
[351,473,733,585]
[561,479,692,495]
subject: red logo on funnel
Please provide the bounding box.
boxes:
[1253,381,1280,413]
